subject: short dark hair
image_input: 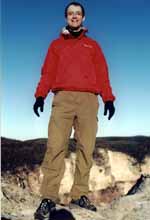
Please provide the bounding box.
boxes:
[65,2,85,18]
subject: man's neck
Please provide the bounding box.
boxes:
[66,25,82,32]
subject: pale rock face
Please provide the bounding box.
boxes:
[89,163,114,191]
[59,149,142,197]
[141,156,150,175]
[116,181,138,195]
[108,151,141,182]
[27,165,43,195]
[27,149,149,199]
[1,190,4,199]
[59,153,76,195]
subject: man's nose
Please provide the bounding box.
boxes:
[72,14,77,18]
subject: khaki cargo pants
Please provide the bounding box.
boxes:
[40,91,99,202]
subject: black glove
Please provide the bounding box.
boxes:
[104,101,115,120]
[33,96,44,117]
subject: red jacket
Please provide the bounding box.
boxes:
[34,28,115,102]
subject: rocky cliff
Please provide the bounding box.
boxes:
[1,136,150,220]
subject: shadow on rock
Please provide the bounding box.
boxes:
[1,218,11,220]
[50,208,76,220]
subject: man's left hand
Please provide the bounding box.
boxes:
[104,101,115,120]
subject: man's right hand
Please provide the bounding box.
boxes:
[33,96,44,117]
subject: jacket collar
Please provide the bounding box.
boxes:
[60,26,88,39]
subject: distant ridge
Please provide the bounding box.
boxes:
[1,136,150,171]
[1,135,150,142]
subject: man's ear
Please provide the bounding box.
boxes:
[82,16,85,22]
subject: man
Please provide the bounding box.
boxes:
[33,2,115,219]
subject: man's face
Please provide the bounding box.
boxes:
[66,5,85,29]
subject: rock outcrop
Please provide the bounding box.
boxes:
[1,136,150,220]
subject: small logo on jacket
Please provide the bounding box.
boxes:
[83,43,93,48]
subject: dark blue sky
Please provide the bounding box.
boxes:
[2,0,150,140]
